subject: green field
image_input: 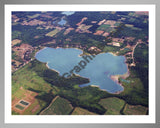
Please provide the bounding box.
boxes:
[103,46,119,53]
[118,74,148,106]
[99,97,125,115]
[45,29,60,37]
[123,104,148,115]
[97,24,114,33]
[71,107,97,115]
[40,96,73,115]
[12,60,53,115]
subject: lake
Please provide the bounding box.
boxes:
[35,47,128,93]
[58,18,67,25]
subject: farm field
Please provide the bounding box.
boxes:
[122,104,148,115]
[12,61,53,95]
[12,61,53,115]
[40,96,74,115]
[99,97,125,115]
[12,87,46,115]
[71,107,97,115]
[97,24,113,33]
[45,29,60,37]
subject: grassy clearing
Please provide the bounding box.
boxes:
[99,97,125,115]
[71,107,97,115]
[123,104,148,115]
[40,96,73,115]
[73,84,80,89]
[103,46,119,53]
[12,63,52,95]
[45,29,60,37]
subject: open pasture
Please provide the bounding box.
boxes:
[99,97,125,115]
[40,96,73,115]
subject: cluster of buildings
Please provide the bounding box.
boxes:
[12,43,35,71]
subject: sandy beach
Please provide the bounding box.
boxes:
[109,69,130,93]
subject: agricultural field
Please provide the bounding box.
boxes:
[45,29,61,37]
[12,61,53,115]
[99,97,125,115]
[122,104,148,115]
[12,62,52,94]
[40,96,74,115]
[97,24,113,33]
[71,107,97,115]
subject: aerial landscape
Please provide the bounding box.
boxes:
[11,11,149,115]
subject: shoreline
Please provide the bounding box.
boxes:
[109,69,130,92]
[45,62,60,74]
[90,84,124,95]
[36,46,119,58]
[35,46,130,95]
[108,52,117,56]
[34,47,47,56]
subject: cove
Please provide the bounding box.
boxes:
[35,47,128,93]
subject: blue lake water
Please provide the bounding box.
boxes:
[61,11,75,16]
[58,18,67,25]
[35,47,128,93]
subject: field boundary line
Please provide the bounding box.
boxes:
[39,95,59,115]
